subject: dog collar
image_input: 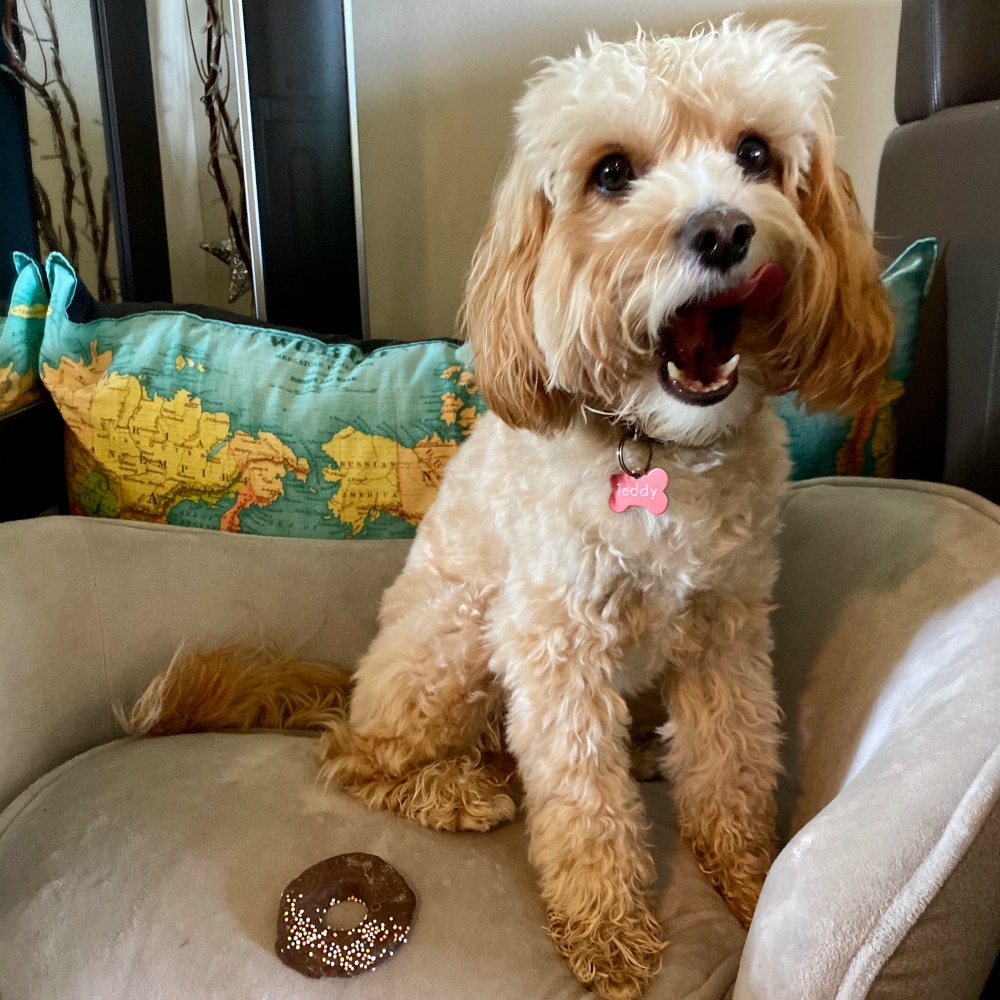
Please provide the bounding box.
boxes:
[616,427,653,477]
[609,428,669,515]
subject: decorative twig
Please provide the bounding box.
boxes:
[39,0,112,299]
[209,5,249,245]
[32,174,58,255]
[185,0,252,297]
[98,177,112,295]
[1,0,115,299]
[2,0,79,263]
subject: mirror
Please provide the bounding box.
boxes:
[1,0,365,336]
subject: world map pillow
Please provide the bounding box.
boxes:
[0,254,48,416]
[39,253,483,538]
[36,240,934,540]
[776,237,937,478]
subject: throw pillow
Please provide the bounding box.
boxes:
[38,239,937,539]
[39,253,483,538]
[775,237,938,478]
[0,254,48,416]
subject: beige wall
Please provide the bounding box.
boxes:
[352,0,902,341]
[18,1,901,332]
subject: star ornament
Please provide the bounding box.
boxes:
[201,237,252,303]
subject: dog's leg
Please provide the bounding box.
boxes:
[661,590,782,927]
[492,591,665,1000]
[319,580,516,833]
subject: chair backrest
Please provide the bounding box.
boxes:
[874,0,1000,501]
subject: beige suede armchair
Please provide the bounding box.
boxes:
[3,0,1000,996]
[1,478,999,999]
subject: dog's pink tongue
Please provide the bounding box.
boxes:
[708,262,785,310]
[670,263,785,375]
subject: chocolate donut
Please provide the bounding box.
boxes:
[276,853,416,978]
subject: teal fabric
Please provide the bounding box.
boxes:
[775,238,938,479]
[0,254,48,415]
[39,253,484,538]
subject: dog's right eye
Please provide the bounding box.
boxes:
[735,134,771,178]
[592,153,635,195]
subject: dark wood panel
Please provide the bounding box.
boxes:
[242,0,361,335]
[89,0,172,303]
[0,19,39,300]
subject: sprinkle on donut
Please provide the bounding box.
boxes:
[275,853,416,978]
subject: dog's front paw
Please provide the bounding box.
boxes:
[549,901,665,1000]
[318,723,516,832]
[715,864,767,929]
[688,837,771,929]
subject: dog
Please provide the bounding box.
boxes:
[129,18,893,1000]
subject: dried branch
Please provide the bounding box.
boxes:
[32,174,58,255]
[2,0,115,299]
[186,0,252,297]
[2,0,79,262]
[97,176,113,300]
[40,0,111,297]
[3,0,47,85]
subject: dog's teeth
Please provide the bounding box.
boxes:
[719,354,740,378]
[667,361,684,381]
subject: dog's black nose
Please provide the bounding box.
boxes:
[682,206,755,271]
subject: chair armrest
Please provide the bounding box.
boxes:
[738,479,1000,998]
[738,575,1000,997]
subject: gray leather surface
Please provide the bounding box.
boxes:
[895,0,1000,124]
[941,241,1000,501]
[875,102,1000,498]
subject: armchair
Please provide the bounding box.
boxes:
[2,1,999,997]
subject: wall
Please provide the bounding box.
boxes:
[18,1,902,334]
[352,0,902,341]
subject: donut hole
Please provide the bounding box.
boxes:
[324,899,369,931]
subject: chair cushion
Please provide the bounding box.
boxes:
[2,481,998,998]
[0,732,744,1000]
[774,238,936,479]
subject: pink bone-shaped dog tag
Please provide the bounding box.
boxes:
[609,467,669,514]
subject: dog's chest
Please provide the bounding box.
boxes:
[575,457,758,591]
[445,412,786,596]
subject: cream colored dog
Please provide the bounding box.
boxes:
[131,18,893,1000]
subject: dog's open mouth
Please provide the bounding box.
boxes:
[659,263,785,406]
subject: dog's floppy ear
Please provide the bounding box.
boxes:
[768,112,895,414]
[462,158,573,434]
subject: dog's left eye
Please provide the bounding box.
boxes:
[735,134,771,178]
[591,153,635,194]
